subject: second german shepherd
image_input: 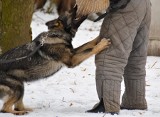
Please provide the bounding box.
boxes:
[0,11,111,115]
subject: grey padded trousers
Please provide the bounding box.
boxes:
[95,0,151,113]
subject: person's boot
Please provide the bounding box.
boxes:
[86,79,121,115]
[86,98,118,115]
[86,98,105,113]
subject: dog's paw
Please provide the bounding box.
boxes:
[93,38,111,53]
[13,111,29,115]
[1,110,29,115]
[100,38,111,48]
[14,107,33,112]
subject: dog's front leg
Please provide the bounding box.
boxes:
[74,36,101,53]
[68,38,111,67]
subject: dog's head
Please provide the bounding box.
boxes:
[46,11,73,32]
[45,17,67,31]
[46,6,87,37]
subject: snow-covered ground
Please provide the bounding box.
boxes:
[0,10,160,117]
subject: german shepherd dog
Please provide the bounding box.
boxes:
[0,8,111,115]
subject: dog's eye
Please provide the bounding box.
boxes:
[55,22,59,26]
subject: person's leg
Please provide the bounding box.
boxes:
[121,0,151,109]
[87,0,151,113]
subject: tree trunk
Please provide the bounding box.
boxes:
[0,0,34,54]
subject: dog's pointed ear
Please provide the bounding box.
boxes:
[61,4,78,26]
[64,11,73,26]
[66,4,87,37]
[71,5,87,30]
[71,5,78,20]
